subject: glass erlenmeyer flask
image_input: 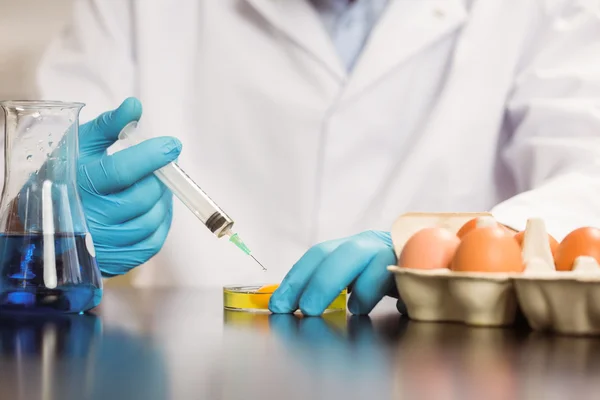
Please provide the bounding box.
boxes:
[0,101,102,313]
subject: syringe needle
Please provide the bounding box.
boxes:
[250,254,267,271]
[228,232,267,271]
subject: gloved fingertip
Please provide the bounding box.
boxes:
[118,97,143,121]
[268,297,294,314]
[298,296,324,317]
[161,137,182,157]
[348,295,371,316]
[89,98,143,143]
[269,287,298,314]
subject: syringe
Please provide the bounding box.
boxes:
[117,121,266,271]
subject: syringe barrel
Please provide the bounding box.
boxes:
[118,122,234,238]
[154,163,234,236]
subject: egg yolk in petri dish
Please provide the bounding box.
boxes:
[250,284,280,309]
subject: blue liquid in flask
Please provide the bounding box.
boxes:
[0,233,102,313]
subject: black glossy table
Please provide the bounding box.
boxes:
[1,288,599,400]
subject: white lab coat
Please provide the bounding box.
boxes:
[35,0,600,288]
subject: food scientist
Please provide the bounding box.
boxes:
[33,0,600,315]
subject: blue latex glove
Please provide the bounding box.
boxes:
[78,98,181,275]
[269,230,403,316]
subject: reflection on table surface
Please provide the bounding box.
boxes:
[0,289,600,399]
[0,312,166,400]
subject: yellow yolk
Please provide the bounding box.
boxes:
[250,284,280,308]
[256,284,279,293]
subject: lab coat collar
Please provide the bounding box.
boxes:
[244,0,347,82]
[341,0,468,101]
[244,0,467,97]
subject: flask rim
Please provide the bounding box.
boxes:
[0,100,85,109]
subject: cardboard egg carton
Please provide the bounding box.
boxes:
[387,212,600,334]
[513,219,600,336]
[387,212,518,327]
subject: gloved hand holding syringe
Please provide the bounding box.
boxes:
[118,121,267,271]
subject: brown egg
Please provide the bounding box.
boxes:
[451,226,524,273]
[513,231,559,257]
[399,227,460,270]
[554,227,600,271]
[456,217,512,239]
[457,218,485,239]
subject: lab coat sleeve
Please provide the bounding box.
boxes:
[490,0,600,241]
[35,0,136,124]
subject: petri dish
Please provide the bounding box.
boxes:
[223,284,347,313]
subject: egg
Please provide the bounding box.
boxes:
[457,218,488,239]
[513,231,559,257]
[554,227,600,271]
[257,284,279,293]
[399,227,460,269]
[250,284,280,309]
[451,226,524,273]
[457,217,514,239]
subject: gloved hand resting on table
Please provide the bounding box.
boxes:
[78,98,181,276]
[269,231,404,316]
